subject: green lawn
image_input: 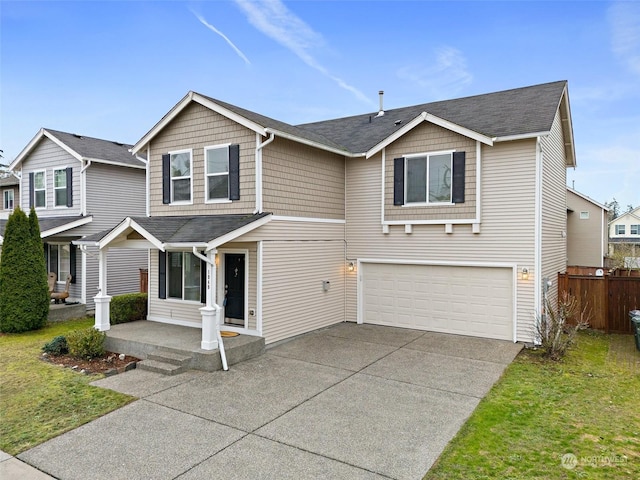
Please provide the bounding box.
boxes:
[0,318,135,455]
[424,330,640,479]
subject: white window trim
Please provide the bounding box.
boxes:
[48,243,71,285]
[33,169,47,209]
[404,149,455,206]
[3,189,14,211]
[616,225,626,235]
[167,251,202,302]
[217,248,250,330]
[169,149,193,205]
[204,143,232,204]
[53,167,68,208]
[630,224,640,235]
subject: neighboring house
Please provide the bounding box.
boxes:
[2,128,147,309]
[566,188,609,267]
[608,206,640,268]
[0,175,19,219]
[84,80,575,349]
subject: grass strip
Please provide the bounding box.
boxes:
[0,318,135,455]
[424,330,640,479]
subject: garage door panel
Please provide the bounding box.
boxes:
[362,263,513,341]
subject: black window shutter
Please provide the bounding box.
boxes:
[66,167,73,207]
[162,154,171,204]
[200,257,207,304]
[69,243,76,283]
[29,172,35,208]
[158,250,167,299]
[229,144,240,201]
[452,152,466,204]
[393,158,405,206]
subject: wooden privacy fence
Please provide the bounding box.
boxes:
[558,273,640,334]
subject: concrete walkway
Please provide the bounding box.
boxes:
[12,324,522,480]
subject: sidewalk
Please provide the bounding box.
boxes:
[0,450,54,480]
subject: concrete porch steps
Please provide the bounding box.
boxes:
[138,349,193,376]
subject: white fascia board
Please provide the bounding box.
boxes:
[193,93,266,136]
[82,157,146,170]
[41,216,93,238]
[382,218,478,226]
[164,242,209,250]
[559,85,576,167]
[131,92,194,154]
[264,128,352,157]
[366,112,493,159]
[97,218,164,251]
[566,187,609,211]
[207,214,273,251]
[492,131,550,143]
[270,215,345,224]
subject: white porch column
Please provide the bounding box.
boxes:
[94,247,111,331]
[200,249,220,350]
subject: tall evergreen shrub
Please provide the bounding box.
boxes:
[0,207,50,332]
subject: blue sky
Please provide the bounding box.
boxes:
[1,0,638,209]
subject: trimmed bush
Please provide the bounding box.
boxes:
[110,293,147,325]
[0,207,50,333]
[42,336,69,355]
[66,328,106,359]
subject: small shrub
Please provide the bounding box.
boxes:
[42,336,69,355]
[66,328,106,359]
[535,292,590,360]
[110,293,148,325]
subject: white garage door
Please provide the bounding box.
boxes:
[361,263,513,340]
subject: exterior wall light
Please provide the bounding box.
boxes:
[348,261,355,272]
[522,267,529,280]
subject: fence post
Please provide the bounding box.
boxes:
[604,273,609,334]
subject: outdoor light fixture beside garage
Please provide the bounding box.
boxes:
[521,267,529,280]
[348,261,355,272]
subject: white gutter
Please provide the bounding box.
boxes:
[192,246,227,371]
[264,127,350,157]
[254,132,275,214]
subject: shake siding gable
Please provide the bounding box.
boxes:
[262,138,345,219]
[149,102,256,215]
[19,138,81,216]
[383,122,477,221]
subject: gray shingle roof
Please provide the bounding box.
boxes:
[78,213,271,244]
[296,81,568,153]
[44,129,145,168]
[0,215,89,238]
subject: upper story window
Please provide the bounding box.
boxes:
[579,211,590,220]
[54,168,68,207]
[631,225,640,235]
[33,170,46,208]
[205,145,230,201]
[405,152,453,204]
[616,225,626,235]
[164,150,192,204]
[162,145,240,205]
[3,189,14,211]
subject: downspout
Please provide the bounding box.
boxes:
[80,159,92,216]
[254,132,275,214]
[534,137,543,343]
[192,246,227,370]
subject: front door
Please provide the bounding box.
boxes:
[224,253,245,326]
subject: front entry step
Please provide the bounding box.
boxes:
[138,349,192,376]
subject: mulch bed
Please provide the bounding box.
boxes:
[41,351,140,376]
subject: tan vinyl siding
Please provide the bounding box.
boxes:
[346,140,538,342]
[235,219,345,242]
[262,240,345,344]
[566,191,606,267]
[19,138,81,216]
[149,102,256,216]
[218,242,258,331]
[262,138,345,219]
[384,122,477,221]
[540,111,569,306]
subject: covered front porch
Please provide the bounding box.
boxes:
[104,320,265,372]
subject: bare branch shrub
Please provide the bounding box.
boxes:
[535,292,590,360]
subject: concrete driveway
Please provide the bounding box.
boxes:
[17,323,522,480]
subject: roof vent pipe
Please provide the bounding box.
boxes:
[376,90,385,117]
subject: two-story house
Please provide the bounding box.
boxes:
[4,128,147,309]
[85,80,575,350]
[0,175,19,219]
[566,188,609,267]
[608,206,640,268]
